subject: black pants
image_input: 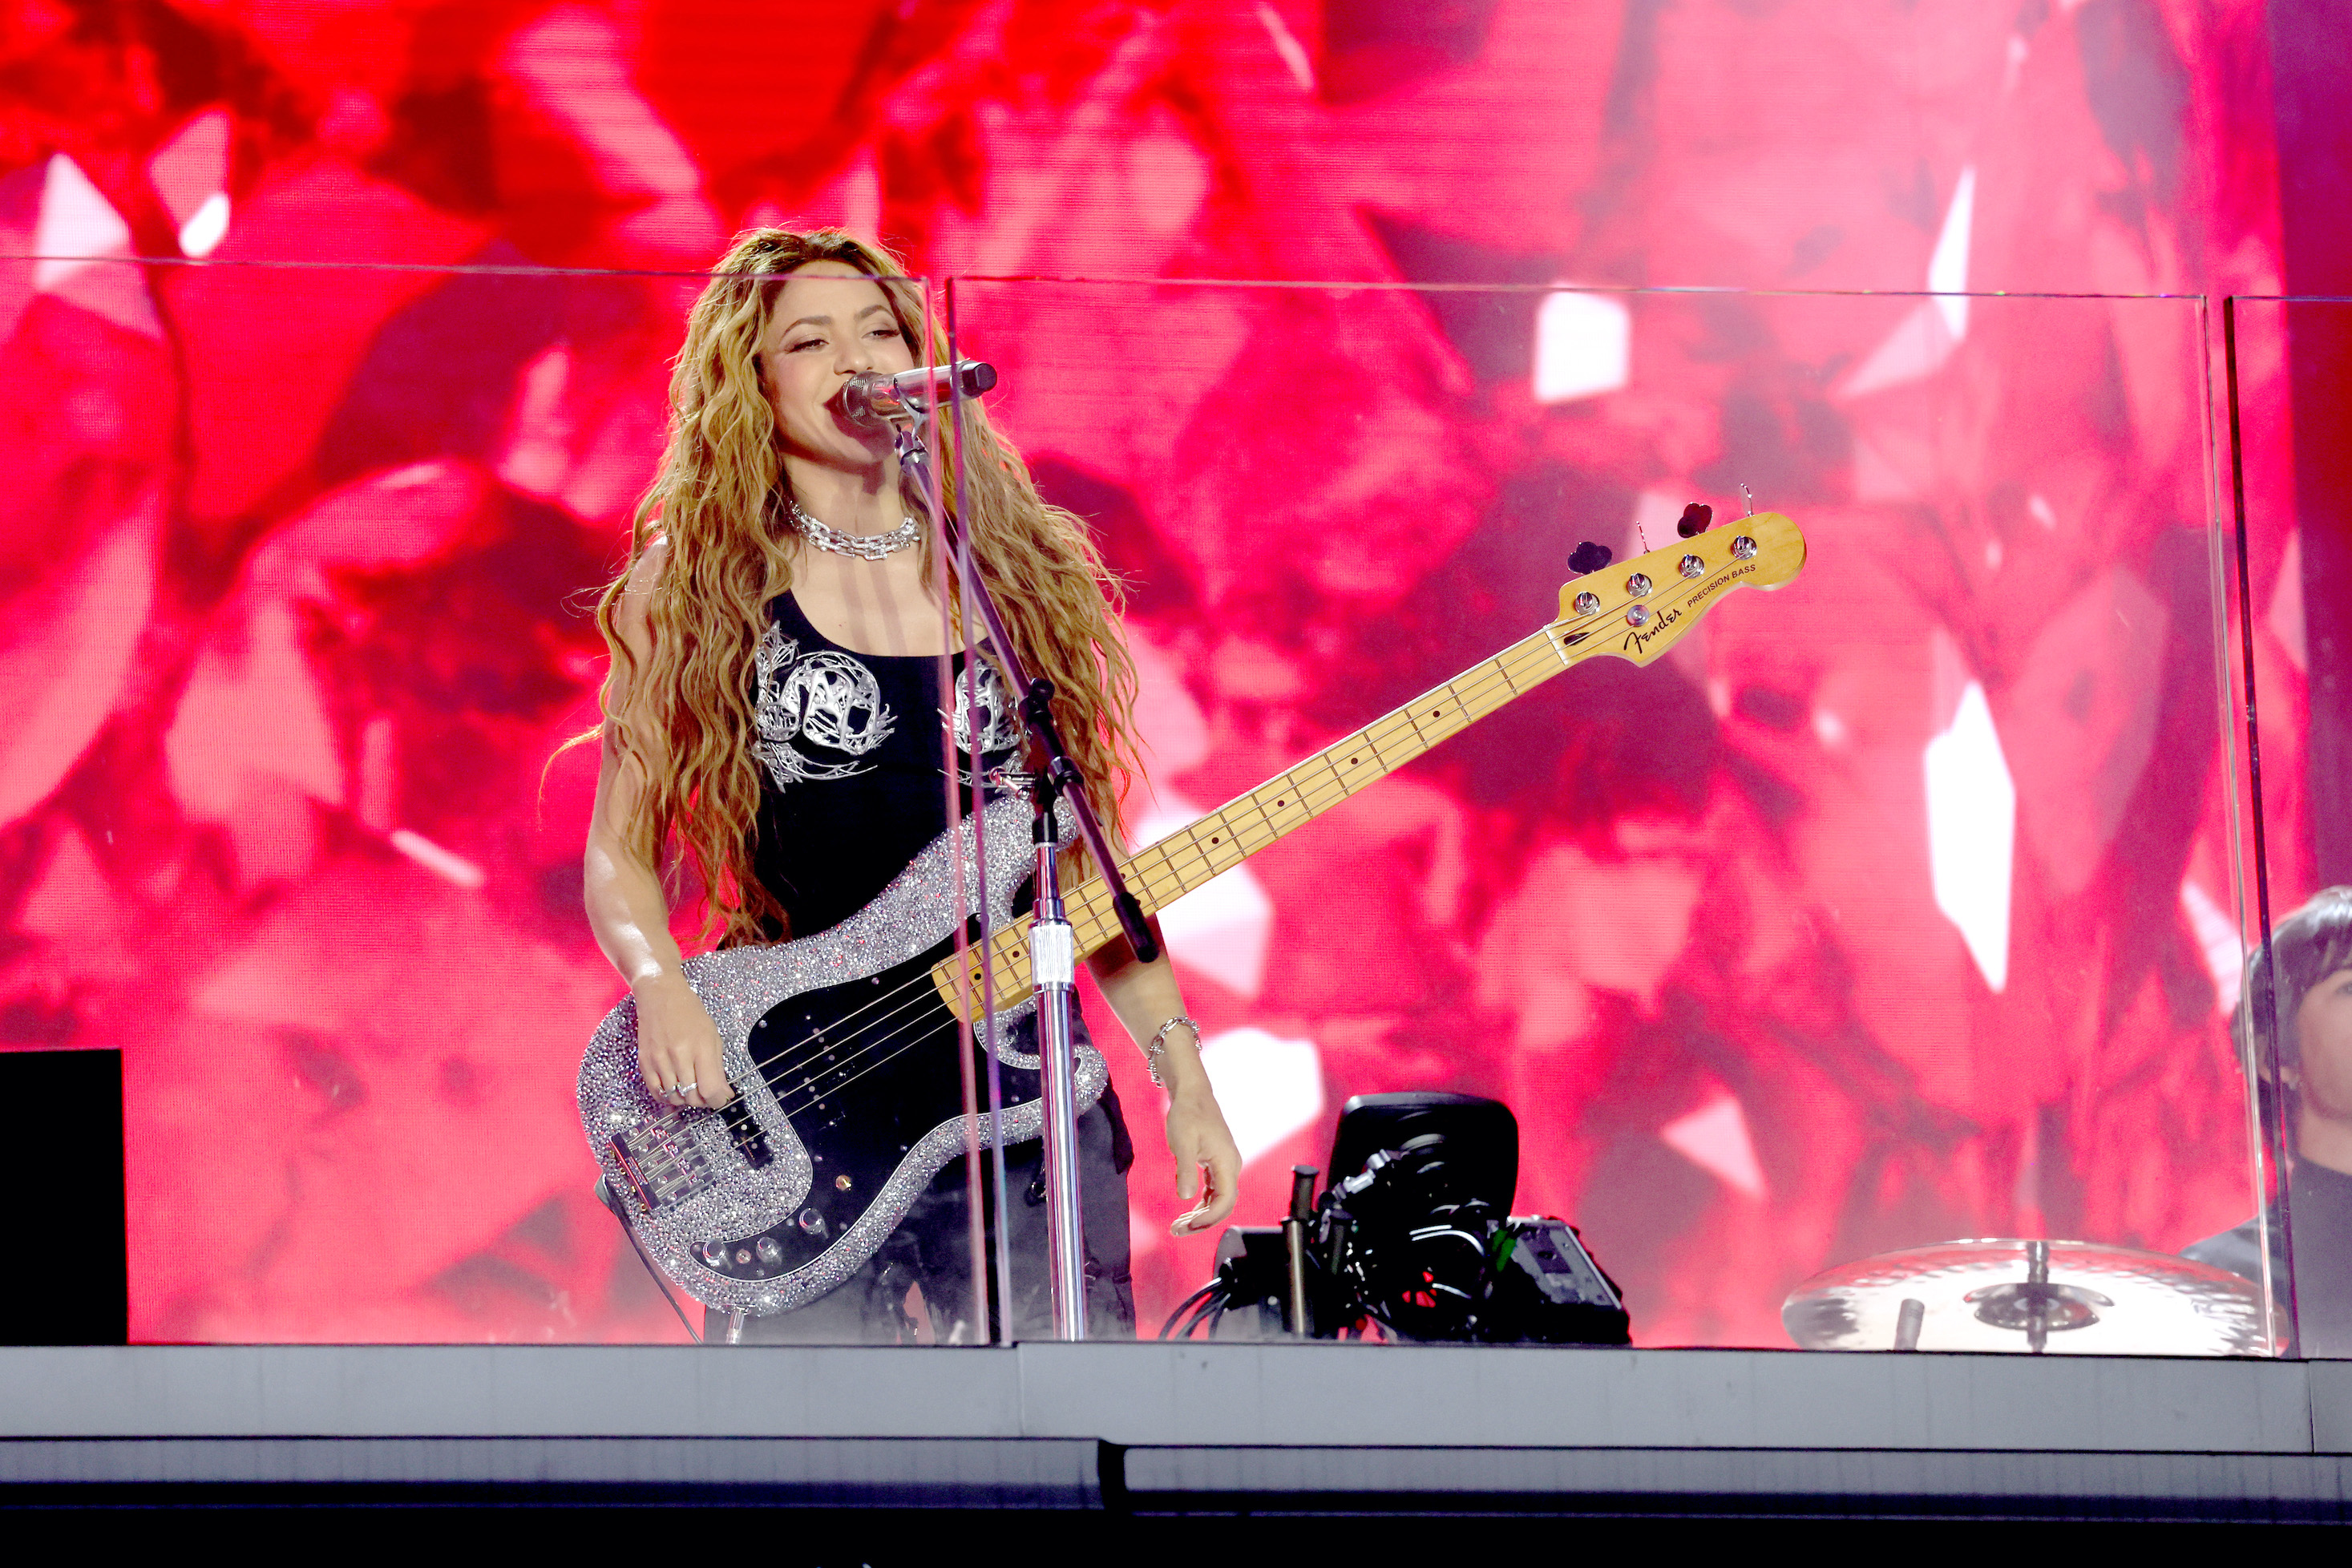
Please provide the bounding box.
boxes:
[710,1012,1137,1344]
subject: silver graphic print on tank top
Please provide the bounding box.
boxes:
[754,625,896,788]
[750,594,1023,940]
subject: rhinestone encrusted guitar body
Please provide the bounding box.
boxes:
[576,794,1102,1320]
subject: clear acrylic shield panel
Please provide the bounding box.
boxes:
[1,255,2267,1351]
[948,275,2266,1352]
[2221,295,2352,1357]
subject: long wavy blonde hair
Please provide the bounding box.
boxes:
[596,228,1141,947]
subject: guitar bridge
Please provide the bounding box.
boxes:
[609,1118,712,1213]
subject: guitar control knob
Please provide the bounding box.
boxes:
[1625,573,1652,596]
[798,1208,828,1238]
[1679,554,1705,578]
[1626,604,1651,628]
[700,1241,728,1267]
[754,1236,782,1266]
[1572,591,1601,617]
[1732,535,1758,560]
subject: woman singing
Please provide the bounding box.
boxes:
[582,228,1241,1342]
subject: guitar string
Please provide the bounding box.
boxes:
[621,639,1550,1190]
[622,625,1584,1188]
[719,707,1451,1109]
[626,628,1534,1149]
[669,719,1478,1186]
[742,608,1585,1092]
[629,709,1453,1189]
[620,547,1770,1183]
[624,608,1643,1191]
[622,604,1634,1188]
[732,624,1561,1132]
[626,608,1713,1205]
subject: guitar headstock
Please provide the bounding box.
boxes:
[1546,510,1806,666]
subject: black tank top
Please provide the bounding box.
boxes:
[749,592,1022,939]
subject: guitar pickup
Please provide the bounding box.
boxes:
[720,1097,773,1169]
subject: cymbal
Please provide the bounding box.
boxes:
[1782,1239,2269,1356]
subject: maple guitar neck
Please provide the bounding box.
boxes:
[928,511,1805,1018]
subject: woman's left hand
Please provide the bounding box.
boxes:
[1164,1079,1243,1237]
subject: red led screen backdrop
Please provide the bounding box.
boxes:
[0,0,2303,1344]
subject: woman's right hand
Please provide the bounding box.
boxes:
[634,975,734,1109]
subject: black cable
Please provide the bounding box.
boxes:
[596,1178,702,1344]
[1156,1287,1210,1339]
[632,1231,706,1345]
[1157,1281,1222,1339]
[1173,1296,1222,1340]
[1173,1280,1239,1341]
[1158,1281,1216,1332]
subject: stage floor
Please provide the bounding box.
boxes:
[4,1341,2350,1518]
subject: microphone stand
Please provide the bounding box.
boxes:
[876,402,1160,1343]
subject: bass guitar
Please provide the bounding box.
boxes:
[578,511,1808,1319]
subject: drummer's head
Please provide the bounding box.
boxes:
[2241,887,2352,1142]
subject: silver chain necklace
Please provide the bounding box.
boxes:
[790,499,919,562]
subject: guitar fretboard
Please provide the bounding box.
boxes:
[931,621,1576,1011]
[923,510,1803,1016]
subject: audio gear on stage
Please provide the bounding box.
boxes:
[1160,1092,1632,1346]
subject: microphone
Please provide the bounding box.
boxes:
[841,359,999,425]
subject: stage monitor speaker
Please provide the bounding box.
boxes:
[0,1048,127,1344]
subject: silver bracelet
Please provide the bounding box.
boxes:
[1145,1015,1202,1089]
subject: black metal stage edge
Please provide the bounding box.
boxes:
[4,1343,2349,1520]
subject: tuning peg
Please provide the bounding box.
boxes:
[1568,541,1614,576]
[1676,502,1714,538]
